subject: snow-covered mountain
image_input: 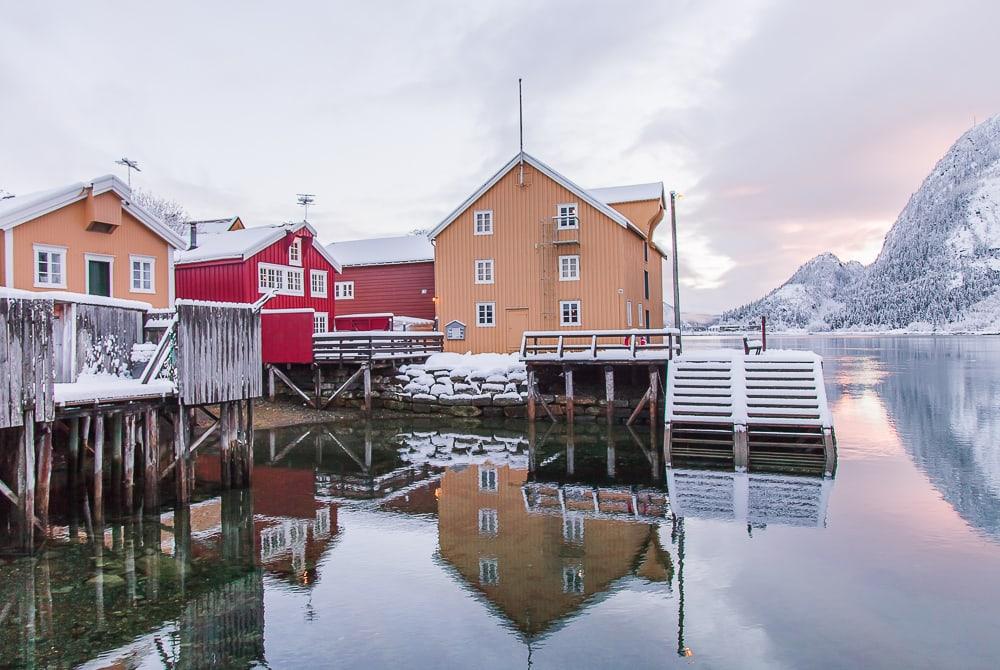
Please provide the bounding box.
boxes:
[721,114,1000,332]
[721,253,864,330]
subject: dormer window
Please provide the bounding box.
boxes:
[289,237,302,266]
[556,203,578,229]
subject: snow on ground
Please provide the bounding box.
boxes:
[394,353,527,403]
[54,373,175,404]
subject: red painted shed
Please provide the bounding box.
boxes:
[174,220,341,364]
[327,234,435,324]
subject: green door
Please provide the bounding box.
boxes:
[87,259,111,297]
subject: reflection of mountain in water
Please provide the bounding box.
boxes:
[876,338,1000,541]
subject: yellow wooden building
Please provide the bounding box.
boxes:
[430,152,668,353]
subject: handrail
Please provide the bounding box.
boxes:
[139,315,178,384]
[520,328,683,361]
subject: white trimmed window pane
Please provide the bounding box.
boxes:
[557,204,578,229]
[474,210,493,235]
[477,302,495,326]
[313,313,328,333]
[560,301,581,326]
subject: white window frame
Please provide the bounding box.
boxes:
[288,237,302,266]
[84,253,115,297]
[129,255,156,294]
[258,262,286,293]
[474,209,494,236]
[626,300,633,327]
[474,259,494,284]
[313,312,328,334]
[33,244,67,288]
[478,508,499,536]
[335,280,355,300]
[560,300,582,327]
[562,564,584,594]
[558,254,580,281]
[563,513,585,544]
[476,301,496,328]
[556,203,579,229]
[310,269,328,298]
[479,557,499,585]
[479,466,498,492]
[285,267,304,296]
[637,302,644,328]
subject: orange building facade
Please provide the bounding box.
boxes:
[0,175,187,308]
[430,153,668,353]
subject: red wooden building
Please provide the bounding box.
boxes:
[175,220,341,364]
[326,234,435,330]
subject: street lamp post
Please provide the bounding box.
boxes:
[669,191,682,330]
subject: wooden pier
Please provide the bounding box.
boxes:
[520,328,682,427]
[0,294,264,552]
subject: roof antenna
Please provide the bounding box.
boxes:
[296,193,316,221]
[518,77,525,186]
[114,157,141,188]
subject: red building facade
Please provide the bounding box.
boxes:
[175,221,341,363]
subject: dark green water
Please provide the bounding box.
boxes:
[2,336,1000,669]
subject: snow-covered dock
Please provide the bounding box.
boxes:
[663,350,836,476]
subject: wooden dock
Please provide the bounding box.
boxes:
[663,350,836,476]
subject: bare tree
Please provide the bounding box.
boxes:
[0,188,13,200]
[130,187,189,235]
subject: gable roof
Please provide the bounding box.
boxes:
[327,234,434,266]
[188,216,244,235]
[429,152,646,240]
[588,182,665,206]
[175,220,341,271]
[0,174,188,249]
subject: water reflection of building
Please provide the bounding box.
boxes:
[437,462,673,641]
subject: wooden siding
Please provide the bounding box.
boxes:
[10,192,174,307]
[66,303,145,382]
[0,298,55,428]
[434,163,665,353]
[175,303,262,405]
[608,199,664,238]
[262,312,313,364]
[176,260,250,303]
[336,261,435,320]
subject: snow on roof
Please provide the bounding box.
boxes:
[327,234,434,266]
[175,225,283,264]
[188,216,241,235]
[588,182,665,205]
[0,287,152,311]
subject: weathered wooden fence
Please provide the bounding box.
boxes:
[0,298,55,429]
[175,302,263,406]
[64,303,145,381]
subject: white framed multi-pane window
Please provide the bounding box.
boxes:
[637,302,644,328]
[558,254,580,281]
[335,281,355,299]
[33,244,67,288]
[288,237,302,266]
[474,259,494,284]
[556,203,578,229]
[476,302,496,327]
[626,300,633,327]
[479,466,498,491]
[258,263,285,293]
[478,508,499,536]
[313,312,328,334]
[129,255,155,293]
[474,209,494,235]
[479,557,499,585]
[560,300,582,327]
[310,269,328,298]
[285,268,304,296]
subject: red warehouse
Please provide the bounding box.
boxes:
[326,234,435,330]
[174,220,341,364]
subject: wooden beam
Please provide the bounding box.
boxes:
[93,414,104,526]
[526,368,537,422]
[143,408,159,513]
[196,406,218,423]
[648,367,660,427]
[320,365,366,409]
[123,414,136,511]
[174,406,189,503]
[604,366,615,425]
[733,425,749,472]
[36,422,53,528]
[0,478,17,507]
[626,389,651,426]
[823,428,837,477]
[270,365,315,407]
[563,366,574,424]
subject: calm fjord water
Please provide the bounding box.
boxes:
[2,336,1000,669]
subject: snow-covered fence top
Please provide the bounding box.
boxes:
[0,297,55,428]
[175,302,262,405]
[520,328,682,363]
[313,330,443,363]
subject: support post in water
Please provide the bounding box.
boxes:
[175,405,190,503]
[17,410,36,550]
[648,366,660,427]
[143,409,159,513]
[563,366,575,424]
[36,422,53,530]
[363,364,372,416]
[123,414,136,511]
[733,425,749,472]
[527,367,537,423]
[219,402,232,489]
[268,365,276,401]
[604,366,615,425]
[93,413,105,526]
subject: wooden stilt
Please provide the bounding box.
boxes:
[563,366,575,424]
[219,402,232,489]
[363,364,372,416]
[268,364,276,401]
[36,422,53,529]
[80,415,91,477]
[270,365,315,407]
[143,409,159,513]
[111,413,123,480]
[67,417,80,489]
[123,414,136,511]
[733,425,749,472]
[174,406,190,503]
[17,411,36,551]
[235,400,247,487]
[93,414,104,526]
[604,366,615,425]
[320,365,365,409]
[627,389,651,426]
[527,367,537,423]
[648,367,660,427]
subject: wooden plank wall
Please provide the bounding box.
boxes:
[0,298,55,429]
[176,303,263,405]
[73,304,144,380]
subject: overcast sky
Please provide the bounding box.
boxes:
[2,1,999,312]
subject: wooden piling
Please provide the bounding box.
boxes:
[80,415,91,478]
[175,406,190,504]
[143,409,159,513]
[219,402,232,489]
[662,423,673,468]
[604,366,615,425]
[314,366,323,408]
[17,411,36,550]
[93,414,104,526]
[267,365,276,401]
[648,367,660,427]
[733,425,749,472]
[563,366,575,424]
[123,414,136,511]
[823,428,837,477]
[526,367,537,422]
[363,364,372,416]
[67,417,80,488]
[36,422,53,529]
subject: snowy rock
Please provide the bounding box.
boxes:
[404,382,430,395]
[492,392,524,406]
[430,383,454,396]
[485,374,508,384]
[481,382,506,393]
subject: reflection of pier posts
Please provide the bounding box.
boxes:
[606,425,616,479]
[143,409,159,514]
[364,423,373,471]
[566,427,575,476]
[174,505,192,595]
[528,422,537,473]
[222,488,256,566]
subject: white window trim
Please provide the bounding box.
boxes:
[476,301,496,328]
[556,203,579,230]
[335,280,355,300]
[288,237,303,267]
[637,302,644,328]
[128,255,156,294]
[33,243,67,289]
[310,269,328,298]
[626,300,633,327]
[313,312,328,333]
[84,253,115,297]
[560,300,582,327]
[474,258,494,284]
[258,262,285,293]
[473,209,494,236]
[558,254,580,282]
[285,267,305,296]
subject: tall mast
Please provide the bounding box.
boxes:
[518,77,525,186]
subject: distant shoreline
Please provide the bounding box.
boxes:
[684,331,1000,338]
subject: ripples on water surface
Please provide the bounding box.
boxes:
[2,336,1000,669]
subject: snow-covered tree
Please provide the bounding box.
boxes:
[130,187,189,236]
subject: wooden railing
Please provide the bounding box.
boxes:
[313,331,444,363]
[520,328,682,362]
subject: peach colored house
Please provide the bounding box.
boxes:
[430,152,668,353]
[0,175,187,307]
